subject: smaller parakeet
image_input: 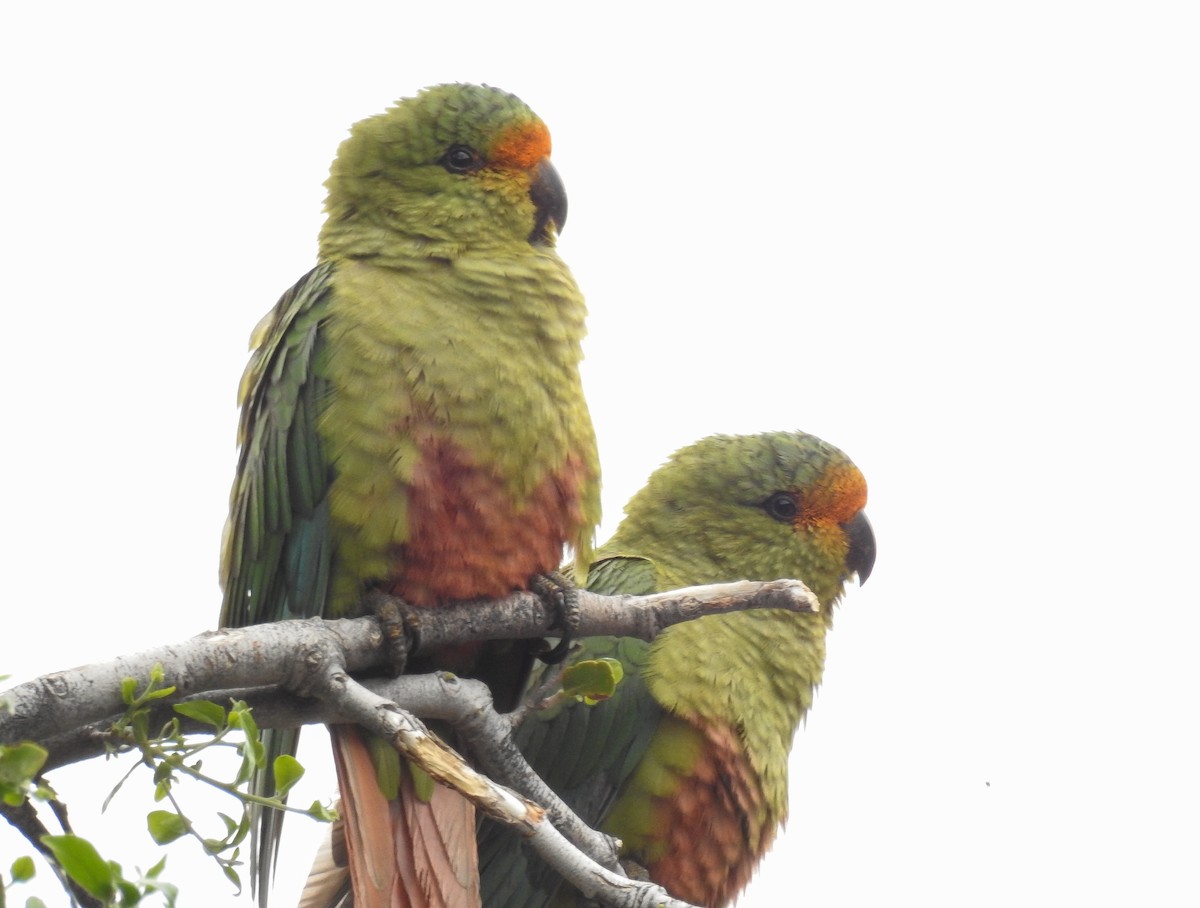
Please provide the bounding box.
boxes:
[477,430,876,908]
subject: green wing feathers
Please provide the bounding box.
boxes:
[218,263,337,898]
[221,262,335,628]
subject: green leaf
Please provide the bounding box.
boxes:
[561,658,625,703]
[208,814,249,851]
[146,811,188,845]
[140,878,179,908]
[0,742,48,786]
[129,710,149,742]
[32,781,56,802]
[40,835,116,902]
[221,862,242,893]
[145,856,168,879]
[120,677,139,704]
[173,700,226,728]
[10,855,35,882]
[142,684,177,702]
[307,800,339,823]
[407,762,434,802]
[115,878,141,906]
[272,754,305,796]
[368,739,402,801]
[27,898,49,908]
[227,814,250,848]
[228,704,257,736]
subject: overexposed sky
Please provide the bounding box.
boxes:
[2,2,1198,906]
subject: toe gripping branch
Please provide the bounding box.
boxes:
[531,570,581,665]
[369,594,421,677]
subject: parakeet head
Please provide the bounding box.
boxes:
[321,83,566,255]
[612,430,875,609]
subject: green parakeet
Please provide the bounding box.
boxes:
[477,430,875,908]
[219,83,600,908]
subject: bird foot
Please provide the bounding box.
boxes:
[530,570,580,664]
[619,859,652,882]
[367,592,420,677]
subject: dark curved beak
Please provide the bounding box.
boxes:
[842,511,876,585]
[529,158,568,244]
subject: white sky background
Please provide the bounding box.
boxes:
[2,2,1198,905]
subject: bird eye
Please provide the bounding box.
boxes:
[441,144,482,173]
[762,491,798,522]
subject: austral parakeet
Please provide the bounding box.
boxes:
[477,430,875,908]
[219,83,600,908]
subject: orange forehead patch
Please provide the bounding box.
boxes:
[797,463,868,525]
[490,120,552,169]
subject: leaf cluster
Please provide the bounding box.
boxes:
[3,664,336,907]
[2,737,174,908]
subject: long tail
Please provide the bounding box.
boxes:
[320,725,481,908]
[298,815,351,908]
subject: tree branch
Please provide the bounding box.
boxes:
[301,634,699,908]
[0,798,103,908]
[1,579,817,908]
[1,579,816,746]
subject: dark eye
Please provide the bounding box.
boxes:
[762,491,798,522]
[441,144,482,173]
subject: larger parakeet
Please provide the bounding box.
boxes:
[219,83,601,908]
[477,430,875,908]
